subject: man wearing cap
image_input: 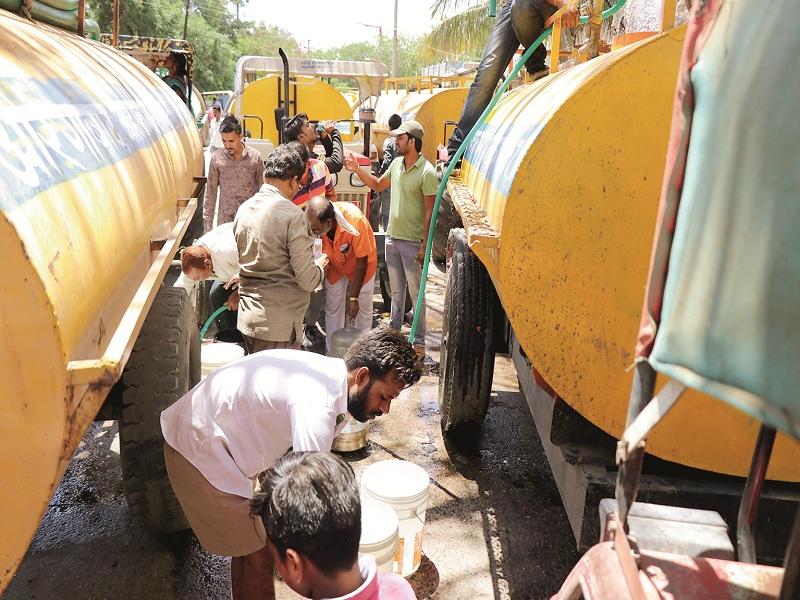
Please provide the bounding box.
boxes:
[305,196,377,352]
[203,101,224,151]
[344,120,437,358]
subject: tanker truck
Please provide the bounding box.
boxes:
[436,10,800,561]
[0,9,204,591]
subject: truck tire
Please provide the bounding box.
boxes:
[439,228,497,439]
[119,286,200,533]
[432,188,462,271]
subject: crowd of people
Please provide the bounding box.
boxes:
[166,109,443,599]
[179,111,436,359]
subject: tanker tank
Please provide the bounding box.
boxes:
[1,10,204,590]
[372,85,469,165]
[439,25,800,548]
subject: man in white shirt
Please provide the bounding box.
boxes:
[203,101,224,150]
[175,221,239,332]
[160,327,422,600]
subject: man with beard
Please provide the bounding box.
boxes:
[160,327,421,600]
[344,121,437,360]
[204,116,264,232]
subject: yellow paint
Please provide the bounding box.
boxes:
[662,0,677,31]
[0,11,203,590]
[550,18,562,73]
[384,75,473,94]
[611,31,658,51]
[459,27,800,481]
[373,87,469,164]
[235,75,354,145]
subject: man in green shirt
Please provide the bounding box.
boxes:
[344,121,438,356]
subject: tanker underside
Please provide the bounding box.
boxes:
[508,330,799,564]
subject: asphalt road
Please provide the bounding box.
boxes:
[3,266,579,600]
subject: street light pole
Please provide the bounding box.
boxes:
[357,23,383,46]
[392,0,398,77]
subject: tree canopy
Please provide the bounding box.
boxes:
[314,34,425,77]
[88,1,445,90]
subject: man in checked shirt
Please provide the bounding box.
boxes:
[204,116,264,232]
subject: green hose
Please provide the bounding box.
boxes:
[200,306,229,340]
[409,0,628,343]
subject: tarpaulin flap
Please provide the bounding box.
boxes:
[648,0,800,438]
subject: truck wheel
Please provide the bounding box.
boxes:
[439,228,497,439]
[432,189,462,271]
[119,286,200,532]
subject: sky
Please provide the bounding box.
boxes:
[239,0,461,51]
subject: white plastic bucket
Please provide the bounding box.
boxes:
[358,496,399,573]
[360,460,430,576]
[200,341,244,379]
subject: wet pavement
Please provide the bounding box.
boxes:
[2,265,579,600]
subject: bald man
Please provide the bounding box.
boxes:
[305,197,377,352]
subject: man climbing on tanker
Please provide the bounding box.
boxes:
[445,0,579,165]
[344,121,437,361]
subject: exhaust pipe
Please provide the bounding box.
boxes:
[277,47,291,143]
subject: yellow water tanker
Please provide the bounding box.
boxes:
[442,26,799,483]
[1,11,203,590]
[373,87,468,165]
[234,75,355,145]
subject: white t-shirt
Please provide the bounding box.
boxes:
[161,350,350,498]
[174,222,239,291]
[205,114,223,149]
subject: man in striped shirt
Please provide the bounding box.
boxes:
[287,141,336,209]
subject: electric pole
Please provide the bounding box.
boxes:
[392,0,398,77]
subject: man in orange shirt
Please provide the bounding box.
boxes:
[305,197,377,353]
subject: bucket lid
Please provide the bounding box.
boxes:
[361,460,430,501]
[359,497,399,546]
[201,341,245,366]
